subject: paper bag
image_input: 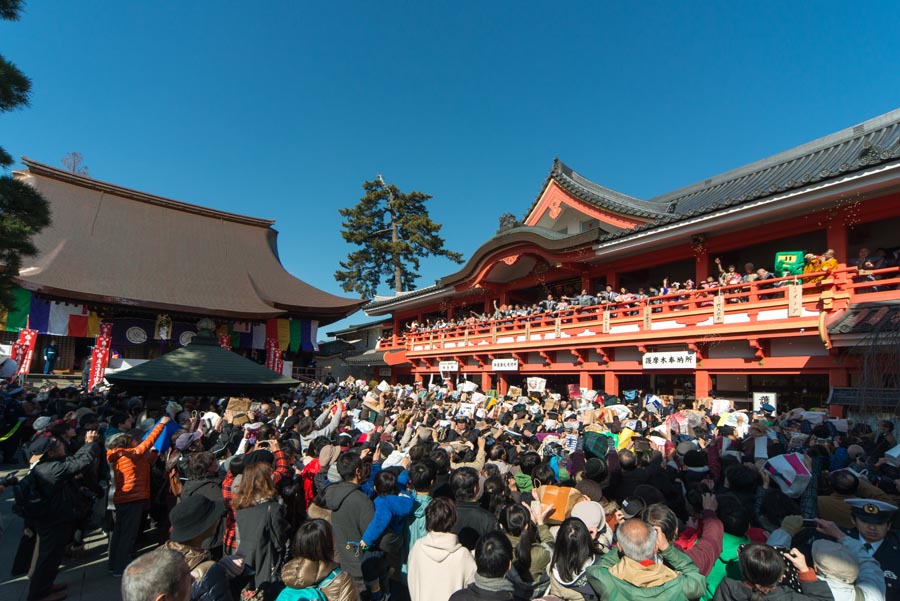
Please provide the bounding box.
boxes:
[508,386,522,398]
[764,453,812,498]
[537,485,585,524]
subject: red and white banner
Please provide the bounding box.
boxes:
[99,322,113,338]
[275,355,284,375]
[14,329,38,377]
[265,338,281,372]
[218,334,232,350]
[88,334,112,391]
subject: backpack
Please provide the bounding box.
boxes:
[275,568,341,601]
[12,470,51,519]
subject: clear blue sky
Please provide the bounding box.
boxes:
[3,1,899,337]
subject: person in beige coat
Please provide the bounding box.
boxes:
[408,497,477,601]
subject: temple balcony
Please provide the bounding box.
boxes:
[376,266,900,360]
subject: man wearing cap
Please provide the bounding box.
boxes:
[845,498,900,600]
[28,429,100,601]
[445,415,479,446]
[819,470,895,529]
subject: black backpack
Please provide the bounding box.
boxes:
[12,471,51,519]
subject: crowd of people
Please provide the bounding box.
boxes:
[389,248,897,341]
[1,378,899,601]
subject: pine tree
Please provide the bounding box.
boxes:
[0,0,51,309]
[335,176,463,299]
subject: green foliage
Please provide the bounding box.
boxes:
[0,0,51,309]
[335,178,464,299]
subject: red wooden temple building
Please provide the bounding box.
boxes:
[365,109,900,417]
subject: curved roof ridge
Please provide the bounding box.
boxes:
[21,157,276,228]
[547,159,673,218]
[650,108,900,209]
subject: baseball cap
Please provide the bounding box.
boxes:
[620,497,646,520]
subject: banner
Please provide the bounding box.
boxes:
[99,322,114,338]
[15,329,38,377]
[265,338,281,372]
[218,334,232,350]
[88,344,110,391]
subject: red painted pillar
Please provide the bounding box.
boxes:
[606,271,618,290]
[579,371,592,390]
[604,371,618,396]
[826,216,848,265]
[581,273,592,293]
[696,250,709,283]
[498,374,508,396]
[481,371,492,392]
[695,370,712,398]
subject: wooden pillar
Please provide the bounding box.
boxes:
[826,215,848,265]
[392,320,400,345]
[579,371,592,390]
[581,273,592,293]
[483,297,491,314]
[695,250,710,283]
[606,271,618,290]
[498,374,508,396]
[481,371,492,392]
[604,371,618,396]
[694,370,712,398]
[499,289,508,306]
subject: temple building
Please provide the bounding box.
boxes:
[365,109,900,417]
[2,159,364,376]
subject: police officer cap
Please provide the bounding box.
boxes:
[845,498,898,523]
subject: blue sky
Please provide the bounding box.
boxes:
[3,1,899,336]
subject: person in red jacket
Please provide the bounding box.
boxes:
[106,416,170,576]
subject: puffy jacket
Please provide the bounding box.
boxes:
[279,558,356,601]
[107,421,165,504]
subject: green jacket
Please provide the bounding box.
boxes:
[586,546,707,601]
[702,532,748,601]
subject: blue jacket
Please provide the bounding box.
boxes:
[362,493,414,546]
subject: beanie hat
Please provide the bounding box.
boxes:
[683,450,707,468]
[584,458,607,481]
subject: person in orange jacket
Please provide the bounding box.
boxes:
[106,415,171,576]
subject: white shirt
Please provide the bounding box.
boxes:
[858,535,883,554]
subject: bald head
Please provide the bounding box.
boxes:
[616,519,657,562]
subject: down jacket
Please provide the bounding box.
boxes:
[278,558,356,601]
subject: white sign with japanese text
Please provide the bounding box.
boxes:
[641,351,696,370]
[491,358,519,372]
[439,360,459,372]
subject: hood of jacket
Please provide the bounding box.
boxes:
[323,480,361,511]
[412,493,431,519]
[417,531,464,563]
[711,578,800,601]
[607,556,678,588]
[514,471,533,493]
[181,477,220,497]
[281,557,337,589]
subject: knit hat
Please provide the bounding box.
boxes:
[812,540,859,584]
[584,458,606,481]
[175,430,203,451]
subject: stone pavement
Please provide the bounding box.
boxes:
[0,466,124,601]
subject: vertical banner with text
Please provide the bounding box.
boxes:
[89,331,112,391]
[15,329,38,377]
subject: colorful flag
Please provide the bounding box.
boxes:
[4,287,32,332]
[28,297,51,333]
[48,302,85,335]
[289,320,302,353]
[277,319,290,351]
[252,323,266,350]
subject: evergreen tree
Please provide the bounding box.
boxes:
[335,176,463,299]
[0,0,51,309]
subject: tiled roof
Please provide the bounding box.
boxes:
[344,350,387,366]
[316,339,357,357]
[526,159,672,222]
[827,387,900,408]
[592,109,900,244]
[365,284,449,311]
[828,301,900,335]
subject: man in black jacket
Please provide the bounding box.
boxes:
[29,431,99,601]
[324,450,375,586]
[451,467,499,550]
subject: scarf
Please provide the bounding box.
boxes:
[474,573,515,593]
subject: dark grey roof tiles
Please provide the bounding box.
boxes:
[828,301,900,335]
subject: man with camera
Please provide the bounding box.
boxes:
[27,429,100,601]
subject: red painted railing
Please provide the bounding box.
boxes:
[375,265,900,352]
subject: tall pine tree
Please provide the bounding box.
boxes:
[0,0,51,309]
[335,176,463,299]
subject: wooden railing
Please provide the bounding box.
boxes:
[375,265,900,353]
